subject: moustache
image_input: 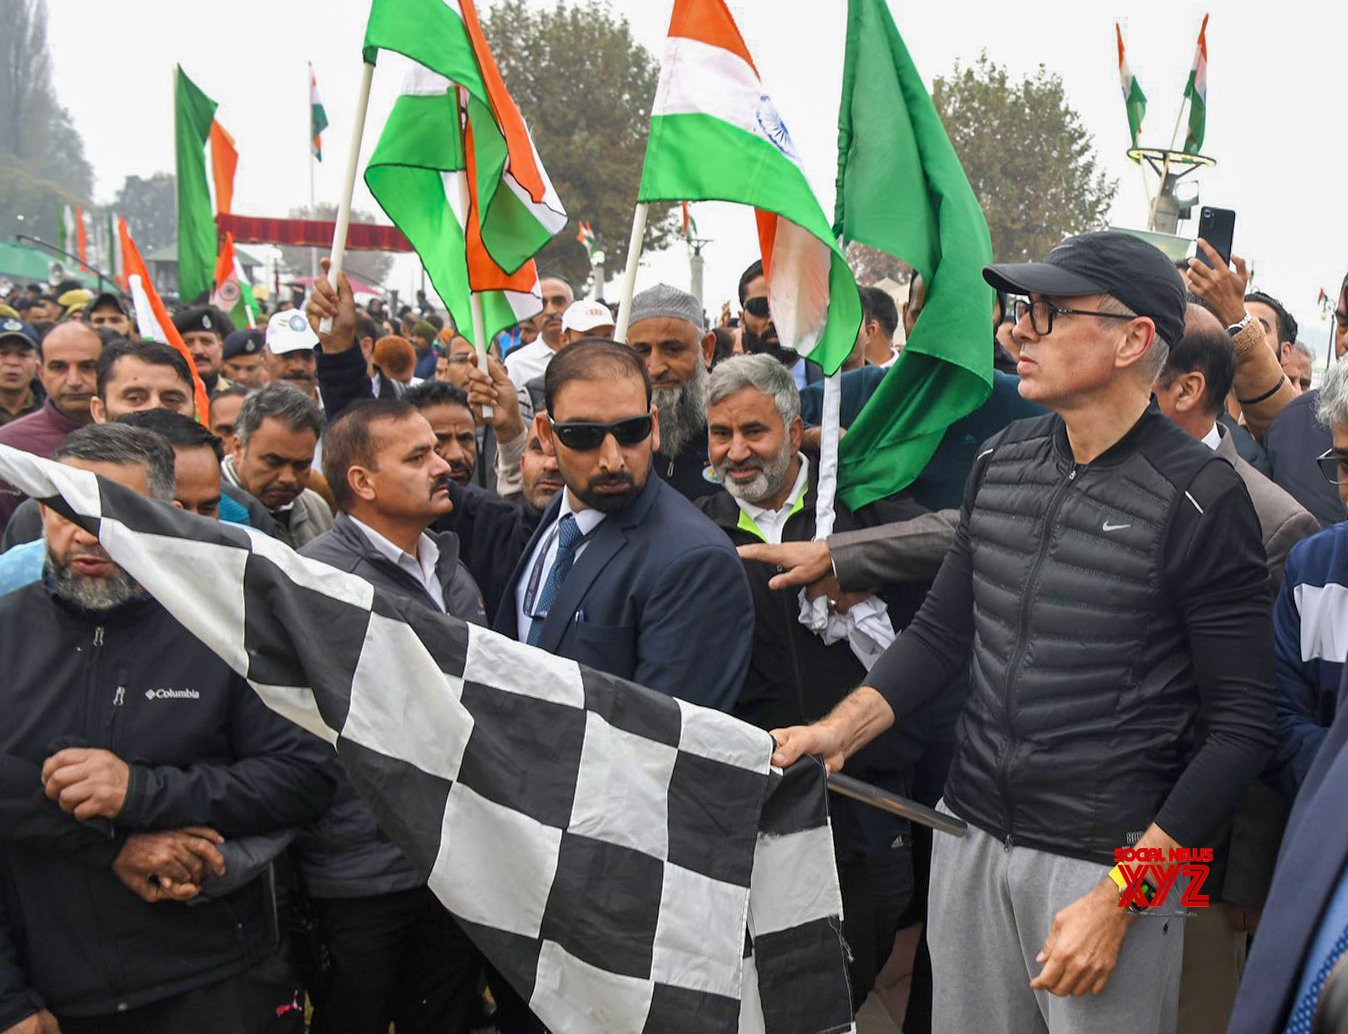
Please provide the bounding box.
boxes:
[430,475,453,497]
[589,473,635,490]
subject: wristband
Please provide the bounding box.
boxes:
[1237,373,1287,407]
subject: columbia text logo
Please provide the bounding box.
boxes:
[144,688,200,701]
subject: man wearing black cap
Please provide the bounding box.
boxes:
[0,319,42,426]
[84,292,134,338]
[221,329,267,389]
[771,231,1275,1034]
[172,305,234,396]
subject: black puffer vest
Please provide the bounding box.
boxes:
[943,408,1239,863]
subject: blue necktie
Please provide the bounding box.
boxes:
[1286,918,1348,1034]
[526,515,583,647]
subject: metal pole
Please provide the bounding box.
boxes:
[826,773,967,837]
[689,243,704,309]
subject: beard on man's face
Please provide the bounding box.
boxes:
[574,470,641,513]
[741,322,798,368]
[46,550,142,612]
[652,359,708,459]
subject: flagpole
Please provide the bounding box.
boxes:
[613,203,648,343]
[308,67,319,281]
[469,292,494,422]
[319,60,375,335]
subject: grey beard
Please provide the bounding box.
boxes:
[719,446,795,506]
[653,361,708,459]
[46,555,142,612]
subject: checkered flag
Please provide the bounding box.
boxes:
[0,446,855,1034]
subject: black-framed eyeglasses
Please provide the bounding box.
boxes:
[1317,448,1348,486]
[549,414,653,451]
[743,297,771,318]
[1334,309,1348,330]
[1011,298,1137,336]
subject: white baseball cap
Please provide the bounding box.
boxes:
[265,310,320,355]
[561,299,615,334]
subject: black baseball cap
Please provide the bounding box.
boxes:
[88,292,130,316]
[983,231,1186,348]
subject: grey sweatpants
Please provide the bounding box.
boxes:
[928,805,1184,1034]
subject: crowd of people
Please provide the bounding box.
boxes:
[0,229,1346,1034]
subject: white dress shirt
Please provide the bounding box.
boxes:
[505,340,558,392]
[514,491,606,637]
[1200,423,1221,450]
[349,516,446,612]
[732,458,809,545]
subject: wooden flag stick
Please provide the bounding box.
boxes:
[319,60,375,334]
[613,203,648,343]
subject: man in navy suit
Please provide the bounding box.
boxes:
[494,338,752,713]
[1228,665,1348,1034]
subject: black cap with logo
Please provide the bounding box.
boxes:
[982,231,1187,348]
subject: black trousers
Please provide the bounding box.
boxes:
[58,953,303,1034]
[308,885,482,1034]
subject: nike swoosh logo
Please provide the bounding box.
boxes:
[1102,522,1132,532]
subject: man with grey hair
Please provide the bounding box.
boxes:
[696,353,934,1011]
[224,382,333,548]
[0,421,335,1033]
[771,231,1275,1034]
[1271,357,1348,799]
[1282,339,1315,395]
[624,283,720,501]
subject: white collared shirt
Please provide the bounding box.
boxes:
[733,457,809,545]
[349,516,446,612]
[514,491,606,637]
[1200,423,1221,451]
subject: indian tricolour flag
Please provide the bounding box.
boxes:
[1182,13,1208,154]
[211,232,258,329]
[1116,22,1147,150]
[362,0,566,339]
[309,63,329,162]
[638,0,859,375]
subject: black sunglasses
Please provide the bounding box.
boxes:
[742,297,771,318]
[549,414,653,451]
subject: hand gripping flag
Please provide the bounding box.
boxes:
[362,0,567,341]
[0,447,857,1034]
[638,0,861,375]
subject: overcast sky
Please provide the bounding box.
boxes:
[43,0,1348,355]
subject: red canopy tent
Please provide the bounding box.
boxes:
[216,214,413,253]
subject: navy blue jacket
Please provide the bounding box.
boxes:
[494,475,753,713]
[1227,666,1348,1034]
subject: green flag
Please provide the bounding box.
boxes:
[833,0,994,510]
[175,66,218,303]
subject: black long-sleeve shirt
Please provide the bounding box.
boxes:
[864,407,1276,858]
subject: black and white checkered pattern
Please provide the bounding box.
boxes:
[1,446,856,1034]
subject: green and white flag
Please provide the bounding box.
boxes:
[309,63,329,161]
[1182,14,1208,153]
[175,66,219,304]
[833,0,994,510]
[637,0,860,375]
[362,0,566,340]
[1116,22,1147,150]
